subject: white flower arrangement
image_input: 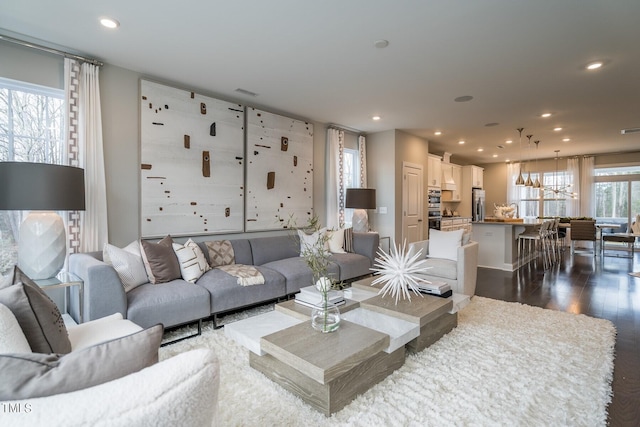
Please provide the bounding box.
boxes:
[370,239,429,304]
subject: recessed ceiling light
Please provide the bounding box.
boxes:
[434,131,442,136]
[505,140,513,144]
[100,17,120,29]
[374,40,389,49]
[562,138,571,142]
[372,115,381,121]
[541,113,552,118]
[553,127,562,131]
[505,159,510,163]
[492,154,498,158]
[477,148,484,152]
[458,140,465,145]
[586,61,603,70]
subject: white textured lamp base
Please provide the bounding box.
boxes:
[18,211,66,280]
[352,209,369,233]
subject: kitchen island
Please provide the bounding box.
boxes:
[471,220,538,271]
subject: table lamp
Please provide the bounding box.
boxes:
[345,188,376,233]
[0,162,85,279]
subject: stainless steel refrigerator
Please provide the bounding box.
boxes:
[472,189,485,222]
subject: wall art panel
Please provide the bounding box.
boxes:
[245,108,314,231]
[140,80,245,237]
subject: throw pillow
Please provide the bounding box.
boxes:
[103,241,149,292]
[0,302,31,353]
[0,266,71,354]
[344,227,355,253]
[205,240,236,268]
[0,324,163,400]
[139,236,181,284]
[172,239,211,283]
[327,228,346,254]
[298,227,328,256]
[428,229,464,261]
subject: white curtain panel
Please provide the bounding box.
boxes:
[358,135,367,188]
[506,162,519,204]
[325,128,345,229]
[580,156,595,217]
[567,157,580,217]
[74,61,109,252]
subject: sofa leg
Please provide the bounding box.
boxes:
[212,315,222,330]
[161,318,204,347]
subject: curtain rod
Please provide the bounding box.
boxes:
[328,123,362,135]
[0,34,103,67]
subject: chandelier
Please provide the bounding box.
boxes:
[543,150,577,199]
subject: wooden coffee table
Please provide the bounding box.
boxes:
[227,277,459,416]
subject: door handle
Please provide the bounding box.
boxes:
[418,219,423,222]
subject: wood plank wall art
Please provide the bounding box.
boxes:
[140,80,245,237]
[245,108,314,231]
[139,80,314,236]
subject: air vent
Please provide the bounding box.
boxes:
[621,127,640,135]
[235,88,258,97]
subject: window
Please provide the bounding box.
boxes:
[514,170,573,218]
[0,77,66,275]
[594,165,640,230]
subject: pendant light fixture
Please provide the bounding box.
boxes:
[524,134,533,187]
[515,128,525,186]
[542,150,578,199]
[533,140,541,188]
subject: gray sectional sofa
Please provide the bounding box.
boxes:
[68,233,379,330]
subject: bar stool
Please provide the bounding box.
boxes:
[518,220,551,269]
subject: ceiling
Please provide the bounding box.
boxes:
[2,0,639,165]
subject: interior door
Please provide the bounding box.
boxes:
[402,162,424,244]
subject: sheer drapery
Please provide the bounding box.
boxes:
[506,162,519,205]
[358,135,367,188]
[567,157,580,217]
[580,156,595,217]
[65,59,108,253]
[325,128,345,229]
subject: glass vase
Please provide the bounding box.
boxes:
[311,301,341,333]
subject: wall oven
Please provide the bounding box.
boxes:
[427,189,442,230]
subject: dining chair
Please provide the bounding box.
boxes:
[570,219,597,257]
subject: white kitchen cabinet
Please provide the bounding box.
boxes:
[441,163,462,202]
[427,154,442,188]
[440,217,472,233]
[471,165,484,189]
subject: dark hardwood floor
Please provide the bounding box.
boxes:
[474,247,640,427]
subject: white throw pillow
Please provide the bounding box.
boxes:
[103,241,149,292]
[428,229,464,261]
[0,302,32,353]
[172,239,211,283]
[298,227,328,256]
[327,228,346,254]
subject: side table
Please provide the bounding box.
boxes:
[35,271,84,323]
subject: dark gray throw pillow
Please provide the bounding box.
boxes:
[0,266,71,354]
[0,324,163,400]
[140,235,182,284]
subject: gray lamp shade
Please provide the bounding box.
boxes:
[0,162,85,211]
[345,188,376,210]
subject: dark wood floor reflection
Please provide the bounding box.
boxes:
[475,248,640,426]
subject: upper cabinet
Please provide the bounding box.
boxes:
[427,154,442,188]
[470,165,484,188]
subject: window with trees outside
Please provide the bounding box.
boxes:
[515,170,573,218]
[0,77,66,275]
[594,166,640,233]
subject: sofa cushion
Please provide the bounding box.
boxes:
[103,241,149,292]
[262,257,340,295]
[140,236,181,284]
[126,281,210,329]
[67,313,144,351]
[428,229,464,261]
[250,235,299,266]
[196,267,286,314]
[0,302,31,353]
[329,253,372,280]
[422,258,458,280]
[0,324,163,400]
[0,267,71,354]
[172,239,210,283]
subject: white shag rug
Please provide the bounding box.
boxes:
[159,296,616,426]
